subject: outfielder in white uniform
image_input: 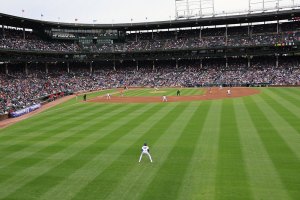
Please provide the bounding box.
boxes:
[139,143,153,163]
[162,95,167,102]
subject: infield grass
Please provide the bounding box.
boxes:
[0,87,299,200]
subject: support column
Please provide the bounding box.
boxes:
[176,59,178,69]
[136,61,139,71]
[67,62,70,73]
[248,57,251,68]
[45,63,48,74]
[152,30,154,39]
[225,57,228,68]
[113,60,116,71]
[225,24,228,46]
[136,32,138,42]
[248,23,250,36]
[25,63,28,75]
[90,62,93,74]
[200,59,203,68]
[276,55,279,68]
[23,28,26,40]
[199,27,202,39]
[2,25,4,39]
[5,63,8,74]
[152,60,155,71]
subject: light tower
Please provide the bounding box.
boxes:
[175,0,214,19]
[248,0,299,12]
[199,0,214,17]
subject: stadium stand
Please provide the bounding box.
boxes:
[0,9,300,116]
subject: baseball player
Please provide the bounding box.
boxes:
[162,95,167,102]
[227,89,231,95]
[139,143,153,163]
[106,93,111,99]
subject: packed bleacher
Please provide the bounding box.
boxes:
[0,29,80,52]
[1,58,299,114]
[1,21,300,115]
[92,31,299,52]
[1,22,300,52]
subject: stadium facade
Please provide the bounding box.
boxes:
[1,9,300,69]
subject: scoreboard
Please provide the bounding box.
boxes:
[46,28,125,44]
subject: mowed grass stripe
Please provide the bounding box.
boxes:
[124,89,147,96]
[270,88,300,109]
[262,92,300,134]
[0,103,150,199]
[177,100,222,200]
[105,102,202,200]
[38,103,177,200]
[136,89,155,96]
[283,87,300,96]
[0,102,104,145]
[2,103,128,156]
[165,89,178,96]
[32,100,88,117]
[0,103,138,183]
[253,95,300,158]
[0,102,98,139]
[183,88,199,95]
[215,99,253,200]
[262,90,300,132]
[0,103,121,153]
[0,106,122,174]
[245,96,300,200]
[5,103,158,200]
[140,101,212,200]
[132,89,164,96]
[0,103,123,166]
[234,97,290,200]
[116,89,149,97]
[117,88,203,97]
[71,103,191,200]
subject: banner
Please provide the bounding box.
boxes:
[10,104,41,118]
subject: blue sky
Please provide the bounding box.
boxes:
[0,0,298,24]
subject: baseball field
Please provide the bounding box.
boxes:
[0,87,299,200]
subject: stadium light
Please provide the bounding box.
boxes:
[249,0,298,12]
[175,0,214,19]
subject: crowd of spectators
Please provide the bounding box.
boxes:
[1,23,300,115]
[1,59,299,115]
[91,31,300,52]
[0,29,80,52]
[0,38,79,52]
[1,23,300,53]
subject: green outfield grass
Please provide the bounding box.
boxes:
[0,87,299,200]
[114,88,205,97]
[74,87,204,99]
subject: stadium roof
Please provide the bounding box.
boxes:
[1,8,300,31]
